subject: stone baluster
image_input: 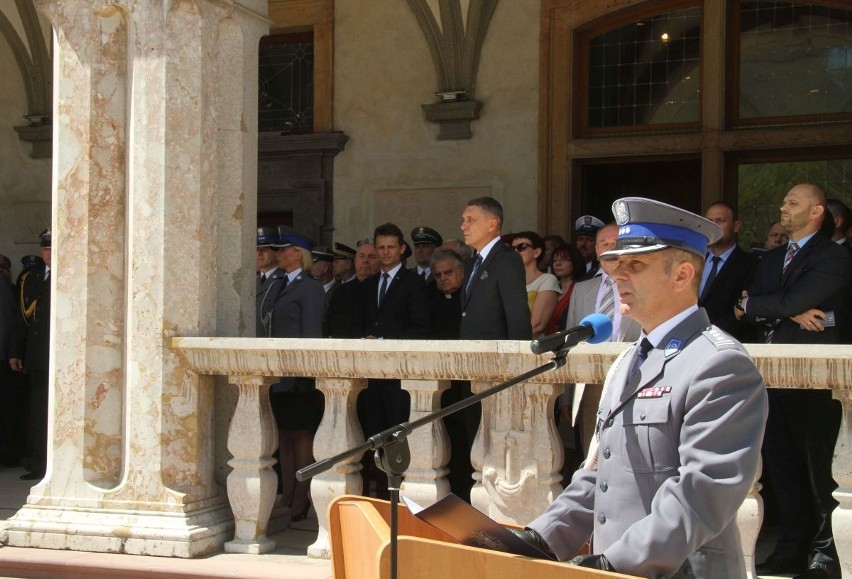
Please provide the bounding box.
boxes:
[833,391,852,578]
[400,379,451,506]
[470,380,565,525]
[224,376,279,554]
[308,378,368,559]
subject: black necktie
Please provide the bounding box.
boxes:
[379,272,390,306]
[700,256,721,301]
[631,338,654,378]
[466,254,483,293]
[280,275,289,290]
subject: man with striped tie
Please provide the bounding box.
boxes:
[564,222,641,455]
[737,183,850,579]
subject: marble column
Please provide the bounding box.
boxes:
[5,0,267,557]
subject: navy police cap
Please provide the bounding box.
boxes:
[275,225,314,251]
[600,197,721,260]
[257,227,279,247]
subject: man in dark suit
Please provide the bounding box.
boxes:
[354,223,430,341]
[738,184,850,579]
[9,229,52,481]
[326,239,377,338]
[353,223,430,498]
[459,197,530,340]
[698,201,757,341]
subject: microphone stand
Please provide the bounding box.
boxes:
[297,341,575,579]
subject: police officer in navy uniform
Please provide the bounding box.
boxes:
[515,198,767,578]
[256,227,284,337]
[9,228,52,481]
[410,226,443,285]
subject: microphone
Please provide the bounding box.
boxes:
[530,313,613,355]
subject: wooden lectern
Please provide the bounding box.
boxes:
[328,495,634,579]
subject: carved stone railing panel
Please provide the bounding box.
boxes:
[172,338,852,576]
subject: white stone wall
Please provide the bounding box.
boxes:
[332,0,540,244]
[0,12,51,275]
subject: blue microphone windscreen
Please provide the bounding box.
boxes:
[581,313,613,344]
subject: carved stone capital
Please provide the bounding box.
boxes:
[13,123,52,158]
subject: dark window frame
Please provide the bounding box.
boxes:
[575,0,705,138]
[726,0,852,128]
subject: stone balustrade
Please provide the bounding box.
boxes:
[172,338,852,577]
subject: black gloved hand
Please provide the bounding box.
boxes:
[508,528,554,556]
[570,553,615,571]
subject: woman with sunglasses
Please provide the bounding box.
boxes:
[546,244,586,334]
[511,231,561,336]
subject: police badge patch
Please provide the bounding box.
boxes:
[614,200,630,226]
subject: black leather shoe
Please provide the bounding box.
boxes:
[756,552,807,575]
[19,471,44,481]
[793,559,841,579]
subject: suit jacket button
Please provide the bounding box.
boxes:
[597,513,606,524]
[461,312,466,317]
[640,412,646,421]
[607,418,613,427]
[603,448,611,459]
[600,481,608,492]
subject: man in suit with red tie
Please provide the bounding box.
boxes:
[737,183,850,579]
[698,202,757,341]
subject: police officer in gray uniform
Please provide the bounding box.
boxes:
[516,197,768,578]
[256,227,285,337]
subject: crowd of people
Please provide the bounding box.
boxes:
[253,188,848,577]
[0,185,847,577]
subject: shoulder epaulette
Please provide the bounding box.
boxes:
[702,325,737,349]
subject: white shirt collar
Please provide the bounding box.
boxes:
[642,304,699,348]
[476,236,502,262]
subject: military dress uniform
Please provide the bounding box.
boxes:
[525,198,768,578]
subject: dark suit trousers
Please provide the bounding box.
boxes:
[763,389,841,559]
[28,370,49,473]
[358,379,410,498]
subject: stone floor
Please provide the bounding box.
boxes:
[0,465,797,578]
[0,466,332,578]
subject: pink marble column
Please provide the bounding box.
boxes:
[6,0,267,557]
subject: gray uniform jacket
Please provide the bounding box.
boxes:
[256,268,286,337]
[269,272,324,339]
[530,308,767,578]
